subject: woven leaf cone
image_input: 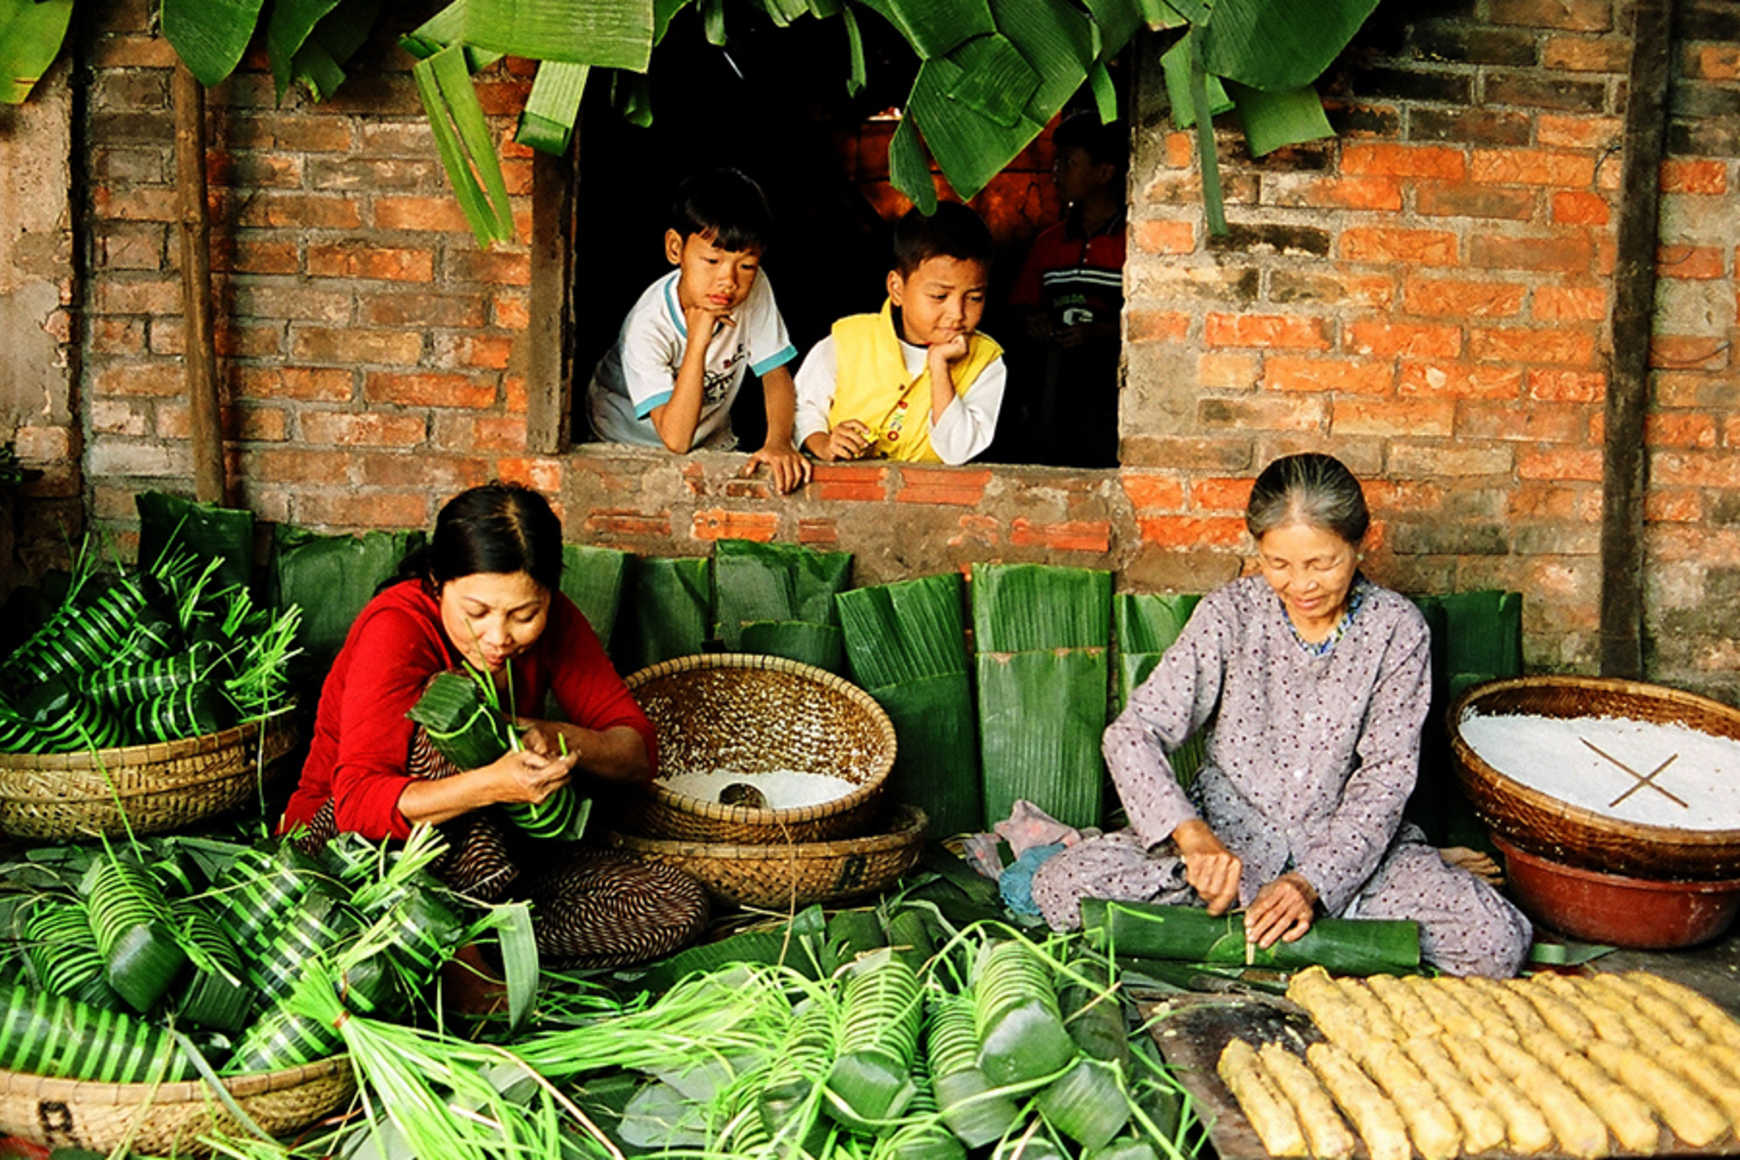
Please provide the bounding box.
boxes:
[609,804,927,909]
[1450,676,1740,878]
[0,712,299,840]
[0,1056,353,1158]
[622,653,896,843]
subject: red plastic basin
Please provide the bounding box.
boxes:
[1494,834,1740,950]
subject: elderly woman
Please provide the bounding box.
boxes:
[282,482,706,967]
[1032,453,1531,977]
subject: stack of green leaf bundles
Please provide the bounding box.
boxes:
[838,572,980,836]
[713,538,852,674]
[973,564,1112,831]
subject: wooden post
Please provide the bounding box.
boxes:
[527,141,580,456]
[1598,0,1674,679]
[172,61,226,504]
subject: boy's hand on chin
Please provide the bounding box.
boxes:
[745,443,812,494]
[930,333,971,363]
[682,301,732,334]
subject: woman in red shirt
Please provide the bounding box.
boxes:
[282,482,705,967]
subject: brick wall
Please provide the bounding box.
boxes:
[72,1,1740,703]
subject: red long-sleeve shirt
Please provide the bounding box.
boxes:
[281,580,656,840]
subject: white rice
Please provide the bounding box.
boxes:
[661,769,856,810]
[1459,712,1740,831]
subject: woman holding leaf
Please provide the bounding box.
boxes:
[281,482,707,967]
[1032,454,1531,977]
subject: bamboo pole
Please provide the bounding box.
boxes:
[172,61,226,504]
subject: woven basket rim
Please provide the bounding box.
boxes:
[0,706,298,774]
[0,1053,348,1104]
[1490,833,1740,890]
[1449,675,1740,850]
[624,653,897,825]
[611,802,927,860]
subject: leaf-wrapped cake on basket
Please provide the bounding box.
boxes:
[1449,675,1740,948]
[609,654,923,907]
[0,545,302,840]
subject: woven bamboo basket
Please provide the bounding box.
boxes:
[0,712,300,840]
[609,804,926,909]
[1450,676,1740,879]
[622,654,896,843]
[0,1055,352,1157]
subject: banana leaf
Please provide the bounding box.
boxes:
[161,0,267,88]
[868,674,980,837]
[854,0,992,59]
[400,0,504,70]
[266,526,424,693]
[1227,79,1334,157]
[0,0,73,104]
[972,564,1111,653]
[267,0,344,101]
[1113,592,1206,784]
[837,573,969,687]
[638,905,827,992]
[620,556,711,671]
[977,648,1107,831]
[712,539,851,650]
[136,492,256,596]
[559,543,632,655]
[1201,0,1381,91]
[516,60,590,154]
[738,620,846,674]
[460,0,653,69]
[1080,899,1420,975]
[413,41,515,245]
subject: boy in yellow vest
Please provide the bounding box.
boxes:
[794,203,1005,465]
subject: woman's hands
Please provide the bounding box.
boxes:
[1245,872,1317,949]
[1172,819,1242,916]
[485,745,579,805]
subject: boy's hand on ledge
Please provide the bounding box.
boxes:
[745,442,811,494]
[805,421,873,462]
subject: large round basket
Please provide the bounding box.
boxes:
[0,712,300,840]
[609,804,927,909]
[0,1055,353,1158]
[1449,676,1740,879]
[622,654,896,843]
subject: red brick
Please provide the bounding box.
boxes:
[1645,490,1701,522]
[230,366,353,402]
[1471,326,1598,366]
[1204,313,1331,351]
[494,295,530,330]
[1133,219,1195,254]
[225,282,353,323]
[267,116,354,152]
[1650,336,1730,370]
[1008,519,1111,553]
[1542,34,1629,71]
[1261,356,1393,395]
[94,278,181,315]
[1189,477,1254,512]
[1527,369,1606,401]
[1121,474,1186,511]
[1340,144,1466,180]
[90,400,149,436]
[296,490,430,529]
[1659,159,1727,195]
[1655,245,1725,279]
[13,426,72,461]
[1551,191,1610,225]
[375,196,474,233]
[300,412,428,447]
[93,186,178,223]
[468,416,526,453]
[448,249,533,287]
[92,362,182,398]
[1197,395,1327,432]
[358,453,492,489]
[1415,184,1536,220]
[1728,415,1740,446]
[1163,132,1193,168]
[90,318,146,355]
[1262,175,1402,211]
[1490,0,1612,31]
[1457,401,1588,442]
[210,237,300,276]
[1197,353,1260,390]
[363,371,497,408]
[1517,446,1603,481]
[808,463,889,502]
[1652,451,1740,488]
[1389,441,1516,477]
[292,327,426,365]
[896,467,991,506]
[1345,320,1462,358]
[495,456,563,493]
[239,448,354,484]
[796,518,839,546]
[234,193,362,230]
[1403,278,1528,318]
[444,334,516,370]
[1339,228,1459,266]
[1398,362,1525,399]
[90,34,179,67]
[1126,310,1189,344]
[1509,482,1602,521]
[585,509,672,537]
[1470,149,1597,186]
[692,509,779,542]
[307,243,436,282]
[1531,286,1607,322]
[360,293,489,329]
[1332,398,1455,437]
[1645,412,1719,448]
[1470,233,1592,273]
[1137,515,1247,547]
[502,376,529,414]
[1684,44,1740,81]
[1535,114,1623,148]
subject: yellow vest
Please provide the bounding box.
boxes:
[827,300,1002,463]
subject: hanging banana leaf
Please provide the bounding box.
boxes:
[462,0,655,69]
[1159,34,1231,129]
[1136,0,1188,28]
[1088,60,1117,123]
[1201,0,1381,90]
[1184,26,1226,236]
[839,3,865,94]
[413,42,516,244]
[161,0,269,88]
[267,0,344,101]
[854,0,993,60]
[1080,0,1142,62]
[0,0,73,104]
[654,0,694,43]
[401,0,504,70]
[1227,80,1333,157]
[516,61,591,154]
[888,117,936,216]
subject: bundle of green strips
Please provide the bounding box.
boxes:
[1113,592,1208,788]
[973,564,1113,830]
[407,669,588,841]
[713,538,853,674]
[837,572,981,836]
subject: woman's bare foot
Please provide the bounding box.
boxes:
[1440,845,1503,887]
